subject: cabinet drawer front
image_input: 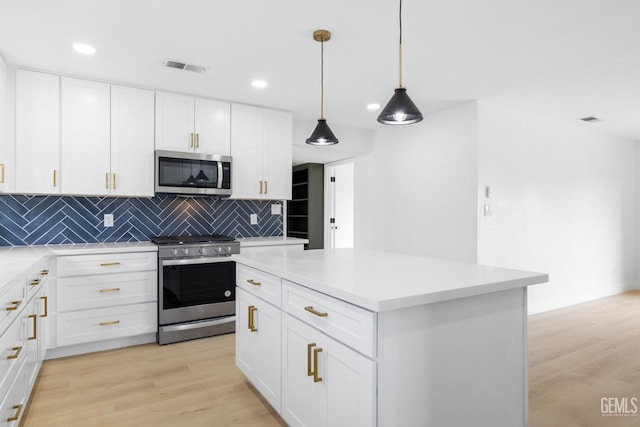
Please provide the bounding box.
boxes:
[57,252,157,277]
[57,302,157,347]
[282,281,376,358]
[58,271,157,311]
[25,259,51,300]
[0,359,27,427]
[237,265,281,307]
[0,283,24,334]
[0,316,27,403]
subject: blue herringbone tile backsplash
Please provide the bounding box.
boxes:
[0,194,283,246]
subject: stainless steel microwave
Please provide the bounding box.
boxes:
[155,150,232,196]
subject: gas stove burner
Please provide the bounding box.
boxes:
[151,234,236,245]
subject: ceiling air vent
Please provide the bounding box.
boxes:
[580,116,599,122]
[162,59,207,74]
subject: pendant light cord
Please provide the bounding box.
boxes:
[320,38,325,119]
[398,0,403,88]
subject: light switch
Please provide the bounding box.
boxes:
[250,214,258,225]
[271,204,282,215]
[483,204,492,217]
[485,186,491,198]
[104,214,114,227]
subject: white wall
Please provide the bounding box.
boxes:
[477,101,637,314]
[354,102,478,263]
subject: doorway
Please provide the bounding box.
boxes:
[324,159,355,249]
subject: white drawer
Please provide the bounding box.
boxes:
[237,264,282,308]
[57,252,156,277]
[0,280,24,335]
[282,280,377,358]
[25,258,51,300]
[57,302,157,347]
[57,271,157,312]
[0,316,26,404]
[0,359,26,427]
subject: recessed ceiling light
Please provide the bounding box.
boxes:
[367,103,381,110]
[251,80,268,88]
[579,116,600,122]
[73,43,96,55]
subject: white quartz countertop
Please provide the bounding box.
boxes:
[233,249,548,312]
[237,237,309,247]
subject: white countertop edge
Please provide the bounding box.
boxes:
[237,237,309,247]
[48,242,158,255]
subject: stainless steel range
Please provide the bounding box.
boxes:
[152,234,240,345]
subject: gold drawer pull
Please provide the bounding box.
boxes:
[28,314,37,340]
[259,180,263,194]
[113,173,117,190]
[248,305,258,332]
[307,343,316,377]
[40,296,48,318]
[7,346,22,360]
[247,279,261,286]
[100,287,121,293]
[100,262,121,267]
[6,301,21,311]
[100,320,120,326]
[304,306,328,318]
[53,169,57,187]
[40,270,49,276]
[190,132,194,148]
[313,347,323,383]
[196,133,200,148]
[264,180,268,194]
[30,279,40,286]
[7,404,23,422]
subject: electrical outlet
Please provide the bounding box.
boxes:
[271,204,282,215]
[104,214,114,227]
[250,214,258,225]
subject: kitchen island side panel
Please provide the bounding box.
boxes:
[377,287,527,427]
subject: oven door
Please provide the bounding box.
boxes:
[159,257,235,326]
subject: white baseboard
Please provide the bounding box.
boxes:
[45,333,157,360]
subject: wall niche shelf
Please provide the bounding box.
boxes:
[287,163,324,249]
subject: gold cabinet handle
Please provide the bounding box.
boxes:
[30,279,40,286]
[40,296,48,318]
[247,279,261,286]
[6,301,21,311]
[190,132,194,148]
[100,287,121,293]
[100,320,120,326]
[304,306,328,318]
[53,169,57,187]
[28,314,37,340]
[105,172,109,189]
[7,404,23,422]
[100,262,121,267]
[7,346,22,360]
[307,343,316,377]
[40,270,49,276]
[113,173,116,190]
[248,305,257,332]
[259,181,263,194]
[0,163,5,183]
[264,180,268,194]
[196,133,200,148]
[313,347,323,382]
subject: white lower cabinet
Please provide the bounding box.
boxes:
[236,287,281,412]
[0,362,26,426]
[281,313,376,427]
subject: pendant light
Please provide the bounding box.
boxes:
[377,0,423,125]
[306,29,339,145]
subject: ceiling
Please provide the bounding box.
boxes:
[1,0,639,139]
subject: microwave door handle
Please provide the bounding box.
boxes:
[217,162,224,189]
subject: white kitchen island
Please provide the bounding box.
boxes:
[233,249,548,427]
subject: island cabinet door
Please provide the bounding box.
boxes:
[281,313,376,427]
[235,288,282,412]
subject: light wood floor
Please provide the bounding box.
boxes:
[22,291,640,426]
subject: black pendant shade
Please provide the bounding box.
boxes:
[377,88,423,125]
[195,169,209,182]
[306,119,338,145]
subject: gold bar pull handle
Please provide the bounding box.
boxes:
[250,306,258,332]
[100,262,121,267]
[196,133,200,148]
[7,346,22,360]
[7,404,23,422]
[304,306,328,318]
[53,169,57,188]
[30,279,40,286]
[246,279,261,286]
[105,172,109,189]
[113,173,116,190]
[264,180,268,194]
[259,181,263,194]
[247,305,254,331]
[40,296,48,317]
[307,343,316,377]
[313,348,323,382]
[40,269,49,276]
[0,163,5,183]
[100,287,121,293]
[28,314,37,340]
[190,132,194,148]
[6,301,21,311]
[100,320,120,326]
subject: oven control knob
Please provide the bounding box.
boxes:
[226,246,231,252]
[182,248,189,255]
[170,249,178,256]
[199,248,206,255]
[215,246,223,253]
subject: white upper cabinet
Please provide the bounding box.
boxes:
[0,56,7,193]
[155,91,230,155]
[231,104,292,200]
[111,85,155,197]
[15,70,61,194]
[61,77,111,196]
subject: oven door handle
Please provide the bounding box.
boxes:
[162,257,233,266]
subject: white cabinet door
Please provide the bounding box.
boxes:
[231,104,265,199]
[194,98,230,155]
[61,77,111,195]
[263,109,292,200]
[282,313,376,427]
[155,91,195,152]
[24,296,39,391]
[37,285,48,364]
[15,70,60,194]
[0,56,8,193]
[111,85,155,196]
[236,288,282,412]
